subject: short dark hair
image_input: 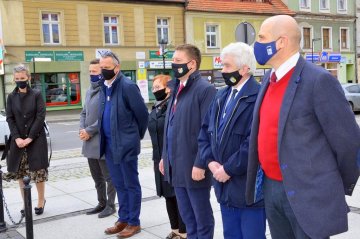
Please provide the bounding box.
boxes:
[100,51,120,65]
[90,59,100,65]
[175,44,202,70]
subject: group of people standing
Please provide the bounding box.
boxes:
[3,14,360,239]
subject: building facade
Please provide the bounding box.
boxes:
[0,0,185,110]
[282,0,357,83]
[185,0,294,86]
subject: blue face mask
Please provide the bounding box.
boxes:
[253,40,278,65]
[90,74,102,82]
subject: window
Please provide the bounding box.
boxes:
[302,27,311,49]
[42,12,60,44]
[322,27,332,49]
[320,0,329,10]
[104,16,119,45]
[206,25,218,48]
[346,85,360,93]
[340,28,349,50]
[157,18,169,44]
[300,0,310,9]
[31,73,81,107]
[338,0,347,12]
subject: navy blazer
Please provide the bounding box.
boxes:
[246,57,360,238]
[199,76,262,208]
[99,73,149,163]
[162,71,216,188]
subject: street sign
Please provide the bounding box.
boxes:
[149,61,172,69]
[213,56,223,69]
[328,53,341,62]
[54,51,84,61]
[320,51,328,62]
[25,51,54,62]
[149,50,174,59]
[305,53,320,62]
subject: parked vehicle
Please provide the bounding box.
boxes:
[341,83,360,112]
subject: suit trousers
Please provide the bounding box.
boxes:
[105,145,142,226]
[87,158,116,208]
[264,177,320,239]
[165,196,186,233]
[174,187,214,239]
[220,204,266,239]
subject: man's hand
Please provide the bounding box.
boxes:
[23,138,33,147]
[208,161,221,174]
[213,166,231,183]
[192,166,205,181]
[159,159,165,175]
[15,138,25,148]
[79,129,90,141]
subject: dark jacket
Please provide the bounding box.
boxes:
[199,76,261,208]
[162,71,216,188]
[99,73,149,163]
[148,99,175,197]
[6,87,48,172]
[246,57,360,238]
[80,82,103,160]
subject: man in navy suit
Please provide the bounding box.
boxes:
[246,15,360,239]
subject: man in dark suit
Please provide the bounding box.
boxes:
[246,15,360,239]
[159,44,216,239]
[99,51,149,238]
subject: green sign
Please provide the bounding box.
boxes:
[25,51,54,62]
[55,51,84,61]
[25,51,84,62]
[149,50,174,59]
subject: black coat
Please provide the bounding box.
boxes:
[162,71,217,188]
[148,99,175,197]
[6,87,48,172]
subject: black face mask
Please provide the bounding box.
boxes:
[172,61,191,78]
[101,67,117,80]
[16,81,28,89]
[222,70,243,86]
[153,88,167,101]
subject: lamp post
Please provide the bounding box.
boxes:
[159,39,168,71]
[311,38,321,63]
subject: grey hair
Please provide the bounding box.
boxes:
[100,51,121,65]
[13,64,31,77]
[220,42,256,75]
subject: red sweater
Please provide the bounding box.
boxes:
[258,68,294,181]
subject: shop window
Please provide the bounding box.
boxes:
[157,18,170,44]
[104,16,119,45]
[41,12,61,44]
[30,72,81,107]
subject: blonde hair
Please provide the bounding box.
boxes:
[13,64,31,78]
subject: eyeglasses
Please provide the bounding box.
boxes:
[100,51,120,65]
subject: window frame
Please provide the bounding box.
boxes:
[339,27,350,51]
[205,24,219,49]
[41,12,61,45]
[321,27,332,50]
[337,0,347,13]
[156,17,170,44]
[319,0,330,12]
[301,26,313,50]
[103,15,120,45]
[299,0,311,12]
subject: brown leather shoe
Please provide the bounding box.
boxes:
[104,221,128,235]
[117,225,141,238]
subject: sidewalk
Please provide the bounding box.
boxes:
[0,142,359,239]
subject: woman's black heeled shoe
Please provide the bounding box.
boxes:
[34,200,46,215]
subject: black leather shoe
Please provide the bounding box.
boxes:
[98,205,116,218]
[34,200,46,215]
[86,204,105,215]
[20,209,25,217]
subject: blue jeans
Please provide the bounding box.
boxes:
[105,144,141,226]
[174,187,214,239]
[264,177,312,239]
[220,204,266,239]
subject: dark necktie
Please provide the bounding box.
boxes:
[270,72,277,83]
[224,89,238,117]
[172,83,185,112]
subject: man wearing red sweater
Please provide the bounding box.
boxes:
[246,15,360,239]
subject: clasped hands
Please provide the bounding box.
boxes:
[208,161,230,183]
[15,138,33,148]
[79,129,91,141]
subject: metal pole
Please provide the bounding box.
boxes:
[23,176,33,239]
[162,53,166,71]
[0,165,7,232]
[312,39,314,63]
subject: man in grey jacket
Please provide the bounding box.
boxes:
[80,59,116,218]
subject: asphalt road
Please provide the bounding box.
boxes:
[48,121,151,151]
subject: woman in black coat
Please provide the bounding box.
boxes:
[148,75,186,239]
[3,64,48,216]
